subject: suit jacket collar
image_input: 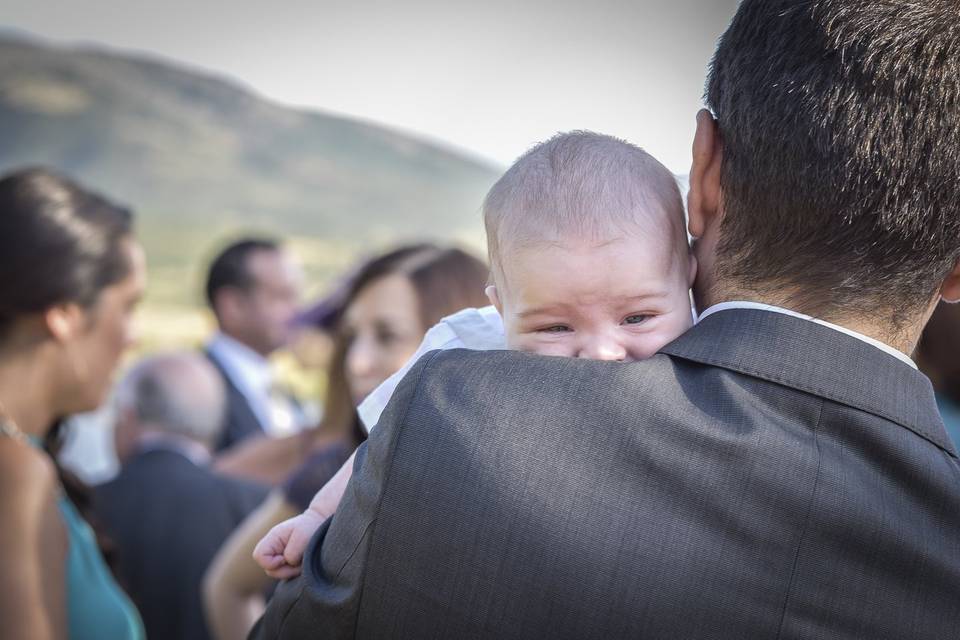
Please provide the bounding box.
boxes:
[698,301,917,368]
[204,345,266,422]
[135,433,211,466]
[206,333,273,396]
[660,308,956,457]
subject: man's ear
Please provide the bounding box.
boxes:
[44,304,85,343]
[687,109,723,240]
[485,285,503,314]
[939,259,960,303]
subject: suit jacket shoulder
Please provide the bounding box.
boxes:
[256,311,960,639]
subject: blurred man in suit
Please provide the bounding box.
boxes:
[204,239,305,451]
[256,1,960,637]
[95,353,268,640]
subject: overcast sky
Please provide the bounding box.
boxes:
[2,0,739,172]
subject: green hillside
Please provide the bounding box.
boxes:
[0,34,500,322]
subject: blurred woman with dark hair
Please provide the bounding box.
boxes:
[0,168,147,639]
[203,243,489,640]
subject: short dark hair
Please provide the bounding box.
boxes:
[205,238,280,311]
[707,0,960,323]
[0,167,134,336]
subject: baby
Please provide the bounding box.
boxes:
[255,131,696,578]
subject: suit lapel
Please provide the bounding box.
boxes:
[660,309,956,457]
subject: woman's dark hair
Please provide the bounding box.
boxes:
[44,420,120,578]
[0,168,134,335]
[312,329,364,445]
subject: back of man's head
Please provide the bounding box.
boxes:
[120,352,227,450]
[707,0,960,325]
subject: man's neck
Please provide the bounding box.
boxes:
[135,430,211,465]
[211,331,270,363]
[697,288,930,357]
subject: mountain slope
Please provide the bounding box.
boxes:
[0,35,500,306]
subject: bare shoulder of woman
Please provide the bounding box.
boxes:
[0,441,58,503]
[0,441,68,640]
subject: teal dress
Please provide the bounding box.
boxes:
[28,438,144,640]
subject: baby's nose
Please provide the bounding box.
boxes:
[578,336,627,362]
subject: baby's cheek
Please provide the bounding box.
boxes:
[508,333,576,358]
[636,313,694,359]
[532,343,579,358]
[624,332,674,361]
[503,329,525,352]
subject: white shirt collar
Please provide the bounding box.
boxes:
[698,301,917,370]
[207,332,275,431]
[207,332,273,392]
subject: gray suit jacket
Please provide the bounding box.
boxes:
[253,309,960,639]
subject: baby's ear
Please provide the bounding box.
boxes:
[485,285,503,312]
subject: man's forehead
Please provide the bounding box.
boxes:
[247,248,301,282]
[237,252,302,307]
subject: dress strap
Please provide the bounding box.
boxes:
[0,418,31,446]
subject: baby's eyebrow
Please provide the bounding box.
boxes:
[515,291,672,320]
[515,306,567,319]
[619,291,670,302]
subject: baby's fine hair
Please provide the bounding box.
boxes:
[483,131,686,270]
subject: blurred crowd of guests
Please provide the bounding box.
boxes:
[0,167,488,639]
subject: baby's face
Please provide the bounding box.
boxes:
[490,235,694,361]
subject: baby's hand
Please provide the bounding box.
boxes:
[255,453,354,579]
[253,510,327,580]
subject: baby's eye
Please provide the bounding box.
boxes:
[623,314,650,325]
[538,325,572,334]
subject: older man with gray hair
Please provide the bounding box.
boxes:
[94,352,268,640]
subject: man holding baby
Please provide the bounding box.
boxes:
[255,1,960,637]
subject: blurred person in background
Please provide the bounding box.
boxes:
[204,238,307,451]
[916,301,960,448]
[0,168,146,639]
[211,273,361,487]
[203,244,489,640]
[93,352,269,640]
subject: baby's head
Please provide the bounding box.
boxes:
[484,131,694,361]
